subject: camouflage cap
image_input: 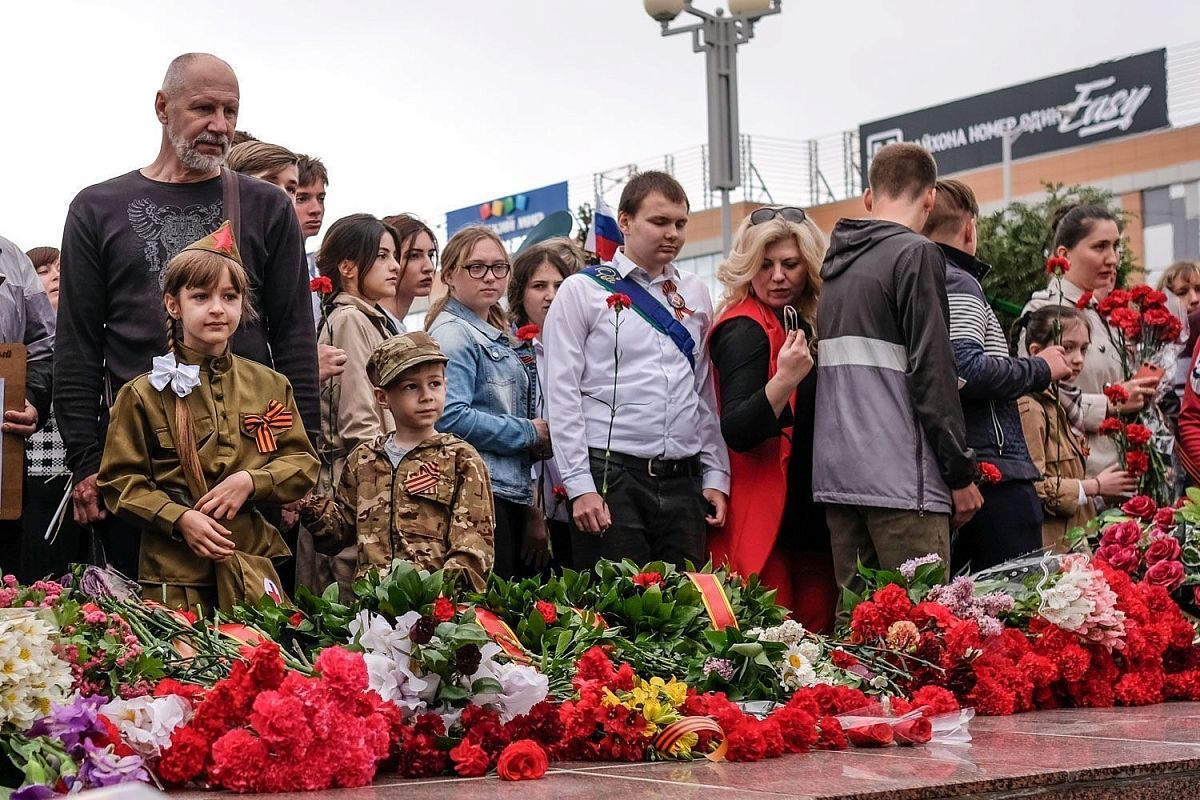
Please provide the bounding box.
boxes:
[368,332,448,388]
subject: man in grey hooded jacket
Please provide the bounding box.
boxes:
[814,143,980,609]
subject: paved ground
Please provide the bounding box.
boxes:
[176,702,1200,799]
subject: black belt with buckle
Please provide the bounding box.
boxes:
[588,448,702,479]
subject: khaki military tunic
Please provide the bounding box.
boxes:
[301,432,494,590]
[98,344,319,611]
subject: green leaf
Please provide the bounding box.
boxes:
[471,677,504,694]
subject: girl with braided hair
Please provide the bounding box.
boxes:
[98,222,319,612]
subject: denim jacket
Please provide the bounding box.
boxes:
[428,298,536,504]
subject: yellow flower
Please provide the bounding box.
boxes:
[602,688,622,708]
[662,679,687,707]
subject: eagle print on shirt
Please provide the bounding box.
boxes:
[127,198,223,282]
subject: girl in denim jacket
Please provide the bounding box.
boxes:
[425,226,550,580]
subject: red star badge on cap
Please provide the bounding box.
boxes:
[211,223,235,254]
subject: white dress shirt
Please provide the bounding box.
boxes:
[542,248,730,499]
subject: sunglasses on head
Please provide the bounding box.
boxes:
[749,206,808,226]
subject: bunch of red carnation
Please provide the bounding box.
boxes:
[1096,285,1181,354]
[156,642,393,792]
[1098,399,1154,479]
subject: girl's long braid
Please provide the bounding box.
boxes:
[167,312,209,500]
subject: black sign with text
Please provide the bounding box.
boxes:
[859,49,1169,179]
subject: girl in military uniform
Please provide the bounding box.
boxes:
[98,222,319,612]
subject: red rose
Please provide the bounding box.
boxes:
[433,596,455,623]
[1102,520,1142,548]
[310,276,333,294]
[534,600,558,625]
[1120,495,1156,519]
[631,571,663,588]
[1098,417,1124,436]
[515,323,540,342]
[606,293,633,311]
[1145,559,1185,591]
[1124,424,1152,447]
[892,716,933,745]
[450,739,491,777]
[1125,451,1150,476]
[846,723,894,747]
[496,739,548,781]
[1104,546,1142,574]
[978,462,1002,484]
[1145,536,1182,564]
[1103,384,1130,405]
[1045,256,1070,275]
[1154,507,1177,530]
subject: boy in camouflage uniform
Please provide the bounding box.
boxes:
[299,333,495,589]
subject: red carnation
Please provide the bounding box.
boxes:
[1144,289,1169,307]
[450,739,491,777]
[1045,256,1070,275]
[314,646,369,694]
[552,484,568,501]
[978,462,1003,484]
[515,323,540,342]
[631,571,663,588]
[496,739,548,781]
[534,600,558,625]
[1124,424,1152,448]
[1109,307,1141,338]
[1076,291,1094,309]
[1125,451,1150,476]
[310,275,333,294]
[1120,495,1156,520]
[606,293,633,311]
[1098,417,1124,436]
[1143,307,1174,328]
[288,611,304,626]
[1103,384,1130,405]
[1145,559,1185,591]
[830,648,859,669]
[910,686,960,716]
[433,596,455,623]
[1097,289,1131,317]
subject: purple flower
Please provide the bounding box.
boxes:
[29,694,108,756]
[898,553,943,580]
[77,566,136,601]
[80,739,149,788]
[12,785,58,800]
[703,657,735,681]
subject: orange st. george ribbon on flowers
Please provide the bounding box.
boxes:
[653,715,728,761]
[685,572,739,631]
[243,400,293,454]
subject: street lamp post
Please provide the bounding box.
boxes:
[645,0,782,256]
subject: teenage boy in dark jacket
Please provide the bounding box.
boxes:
[922,180,1073,570]
[814,144,979,610]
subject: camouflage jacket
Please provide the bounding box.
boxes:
[301,432,494,589]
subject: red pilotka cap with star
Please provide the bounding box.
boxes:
[181,220,243,266]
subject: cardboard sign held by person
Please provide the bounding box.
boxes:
[0,344,27,519]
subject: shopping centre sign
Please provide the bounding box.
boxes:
[858,49,1169,177]
[445,181,569,244]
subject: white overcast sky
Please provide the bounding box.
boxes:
[3,0,1196,250]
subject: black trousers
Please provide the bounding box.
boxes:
[570,450,706,571]
[951,479,1044,572]
[492,496,530,581]
[14,475,89,583]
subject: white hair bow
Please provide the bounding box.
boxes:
[149,353,201,398]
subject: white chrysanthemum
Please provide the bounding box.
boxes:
[0,612,72,730]
[779,644,818,690]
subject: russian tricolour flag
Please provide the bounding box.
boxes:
[586,195,623,262]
